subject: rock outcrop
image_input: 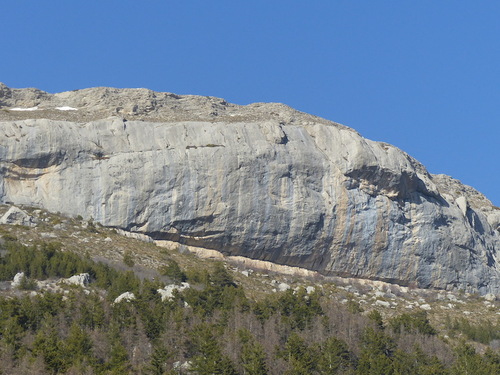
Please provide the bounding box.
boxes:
[64,273,90,287]
[0,206,37,227]
[1,84,499,294]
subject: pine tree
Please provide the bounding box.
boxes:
[367,310,384,330]
[451,342,490,375]
[238,329,268,375]
[147,344,171,375]
[357,327,395,375]
[33,322,67,374]
[278,332,317,375]
[65,322,93,364]
[317,336,355,374]
[189,324,238,375]
[107,339,131,374]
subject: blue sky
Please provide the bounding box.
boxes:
[3,1,499,205]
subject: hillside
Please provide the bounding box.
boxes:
[0,206,499,374]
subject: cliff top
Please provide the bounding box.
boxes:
[0,83,338,127]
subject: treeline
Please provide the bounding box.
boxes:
[0,236,499,374]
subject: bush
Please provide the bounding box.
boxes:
[389,311,436,335]
[160,260,186,283]
[123,251,135,268]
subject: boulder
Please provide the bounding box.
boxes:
[64,273,90,287]
[12,272,25,288]
[0,206,37,227]
[157,282,190,301]
[114,291,136,303]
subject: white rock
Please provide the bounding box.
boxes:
[157,282,190,301]
[455,196,468,216]
[12,272,25,288]
[306,286,315,294]
[10,106,38,111]
[278,283,290,292]
[114,292,136,303]
[374,300,391,308]
[173,361,191,372]
[55,106,78,111]
[64,273,90,287]
[487,212,500,230]
[116,229,153,243]
[484,293,496,302]
[420,304,432,310]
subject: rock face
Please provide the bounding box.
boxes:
[1,83,499,294]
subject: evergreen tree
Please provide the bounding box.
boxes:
[189,324,238,375]
[238,329,268,375]
[357,327,395,375]
[161,259,187,283]
[65,322,93,364]
[389,311,436,336]
[278,332,317,375]
[107,339,131,374]
[317,336,355,374]
[367,310,384,330]
[451,342,491,375]
[33,320,67,374]
[147,343,171,375]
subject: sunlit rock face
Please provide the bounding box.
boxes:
[1,84,499,294]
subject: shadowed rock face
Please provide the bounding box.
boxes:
[1,84,499,294]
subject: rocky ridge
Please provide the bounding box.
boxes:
[0,83,499,295]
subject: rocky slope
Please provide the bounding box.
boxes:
[0,83,499,294]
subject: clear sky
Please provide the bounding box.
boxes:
[3,1,499,205]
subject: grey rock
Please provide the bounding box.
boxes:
[64,273,90,287]
[0,206,37,227]
[0,84,499,295]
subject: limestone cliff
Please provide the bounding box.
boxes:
[1,83,499,294]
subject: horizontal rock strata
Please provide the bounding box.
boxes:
[1,83,499,294]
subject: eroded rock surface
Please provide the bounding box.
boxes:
[1,84,499,294]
